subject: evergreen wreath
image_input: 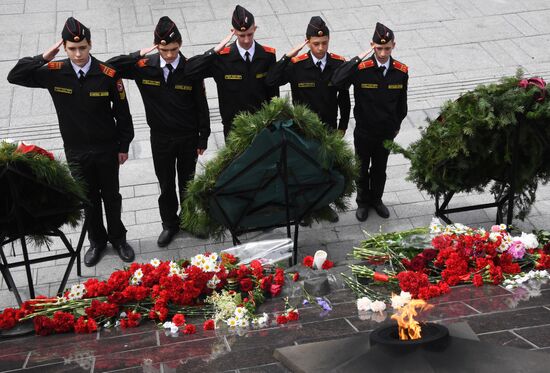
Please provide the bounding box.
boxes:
[181,97,358,238]
[0,141,86,245]
[388,70,550,219]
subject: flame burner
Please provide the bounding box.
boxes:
[370,323,449,351]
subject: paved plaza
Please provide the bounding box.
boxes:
[1,0,550,371]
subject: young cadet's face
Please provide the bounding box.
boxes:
[308,36,330,60]
[158,41,181,64]
[233,25,257,50]
[371,40,395,64]
[64,40,91,67]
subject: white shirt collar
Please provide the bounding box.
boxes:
[236,41,255,61]
[159,54,181,70]
[311,53,328,71]
[375,57,390,70]
[71,57,92,76]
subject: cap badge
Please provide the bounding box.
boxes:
[160,40,167,45]
[240,26,246,31]
[318,30,323,36]
[381,38,386,43]
[74,36,80,42]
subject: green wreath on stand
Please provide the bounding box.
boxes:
[387,70,550,219]
[0,141,86,246]
[181,97,359,239]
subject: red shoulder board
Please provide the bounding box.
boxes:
[392,60,408,74]
[99,64,116,78]
[47,61,63,70]
[358,60,375,70]
[136,58,148,68]
[263,45,276,54]
[218,47,231,55]
[330,53,346,61]
[291,53,309,64]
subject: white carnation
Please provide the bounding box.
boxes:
[356,297,372,312]
[370,300,387,313]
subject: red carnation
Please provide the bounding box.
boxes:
[240,277,253,292]
[472,274,484,287]
[292,273,300,282]
[16,142,55,160]
[33,315,55,336]
[172,313,186,327]
[74,316,97,334]
[286,310,299,321]
[276,315,288,324]
[270,284,282,297]
[52,311,75,334]
[0,308,17,330]
[302,256,314,268]
[203,319,215,331]
[322,260,334,270]
[183,324,196,334]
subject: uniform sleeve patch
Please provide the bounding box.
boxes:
[136,58,148,68]
[218,47,231,55]
[47,61,63,70]
[291,53,309,64]
[99,63,116,78]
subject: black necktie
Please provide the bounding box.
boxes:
[244,51,251,67]
[379,65,386,76]
[316,60,323,71]
[166,63,173,83]
[78,70,85,84]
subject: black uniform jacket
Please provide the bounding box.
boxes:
[184,41,279,127]
[331,55,408,139]
[266,51,351,131]
[107,51,210,149]
[7,55,134,152]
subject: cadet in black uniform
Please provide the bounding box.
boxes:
[332,22,408,222]
[7,17,135,266]
[107,17,210,247]
[266,16,351,223]
[184,5,279,138]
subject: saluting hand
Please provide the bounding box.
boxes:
[43,39,63,62]
[358,47,374,61]
[197,149,205,156]
[214,30,235,53]
[140,45,158,57]
[285,40,308,58]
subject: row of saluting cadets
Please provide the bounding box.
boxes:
[7,5,408,267]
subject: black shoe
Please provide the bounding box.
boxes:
[372,201,390,218]
[327,207,339,223]
[84,243,106,267]
[355,207,368,222]
[113,241,135,263]
[157,228,179,247]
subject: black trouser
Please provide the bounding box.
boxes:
[354,132,392,208]
[65,148,126,246]
[151,134,198,230]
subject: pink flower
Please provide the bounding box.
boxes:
[507,241,526,260]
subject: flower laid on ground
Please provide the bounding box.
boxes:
[302,256,334,270]
[0,252,287,336]
[356,296,386,313]
[502,270,550,289]
[344,221,550,302]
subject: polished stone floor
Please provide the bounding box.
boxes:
[1,275,549,372]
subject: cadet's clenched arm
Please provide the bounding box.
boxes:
[110,76,134,163]
[7,40,63,88]
[337,86,351,133]
[194,79,211,155]
[397,74,408,125]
